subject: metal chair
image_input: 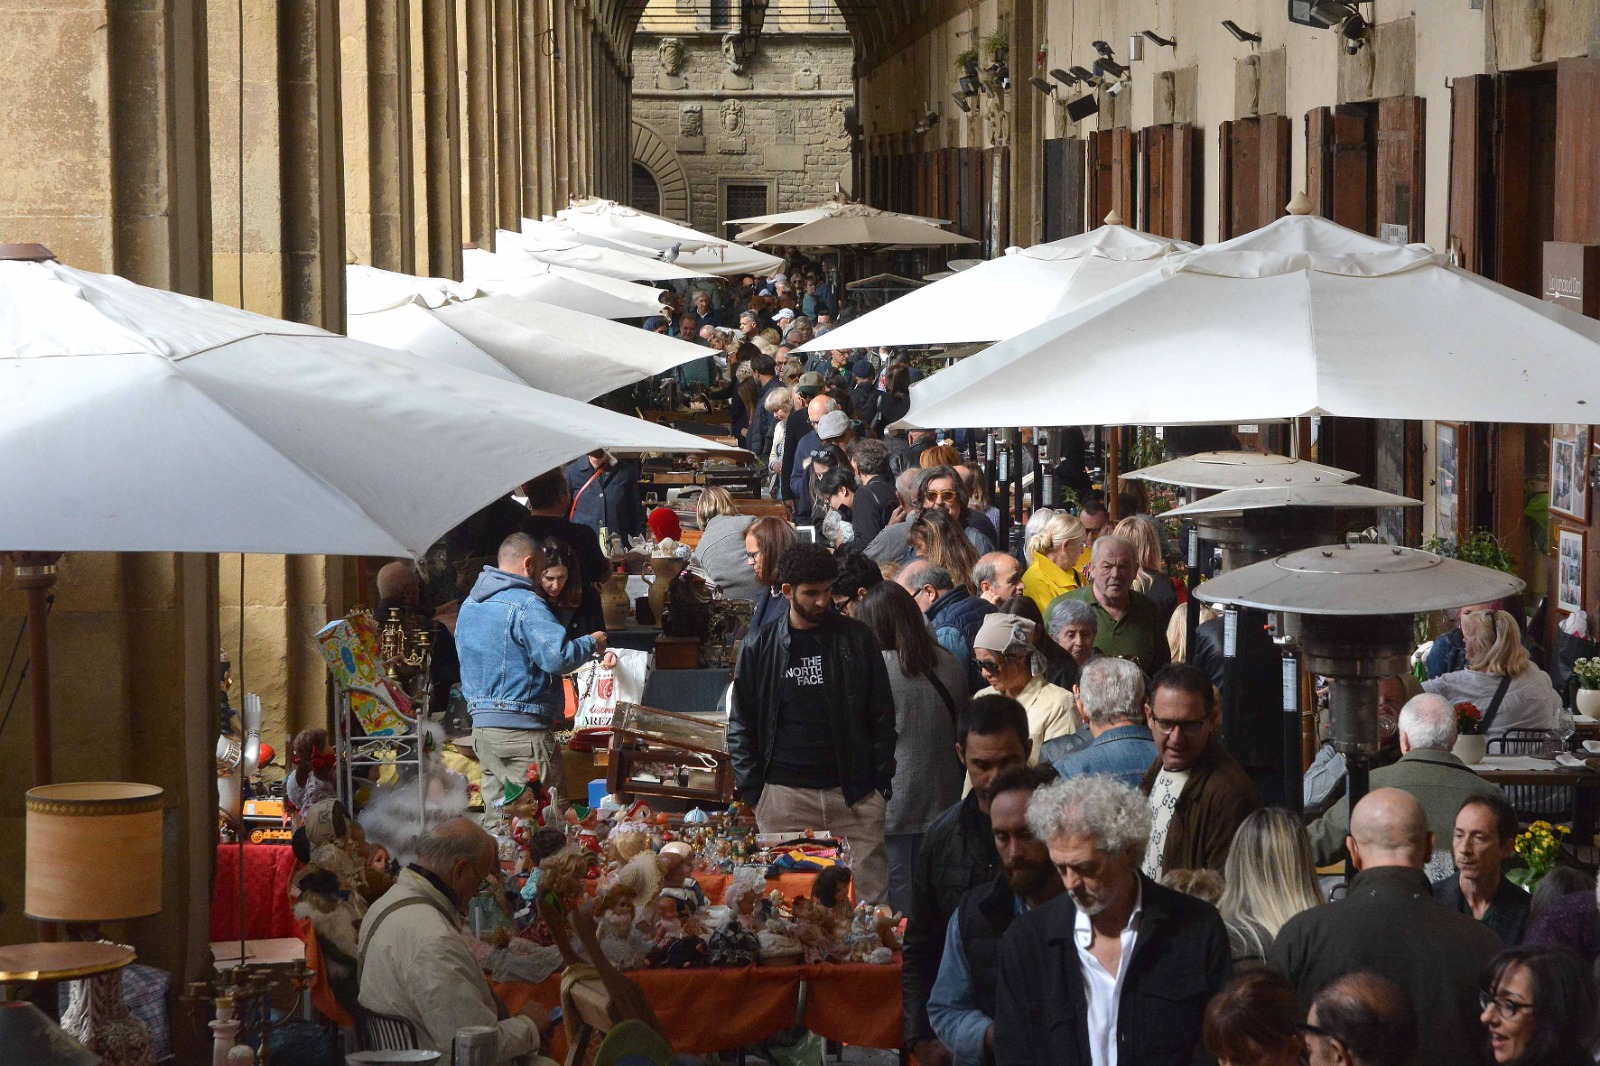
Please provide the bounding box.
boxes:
[1488,728,1574,824]
[353,1005,420,1051]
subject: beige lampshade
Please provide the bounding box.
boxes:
[26,782,165,922]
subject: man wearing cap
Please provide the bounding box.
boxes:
[849,359,880,429]
[780,373,827,513]
[773,307,797,334]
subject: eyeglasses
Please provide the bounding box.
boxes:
[975,657,1005,676]
[811,449,835,462]
[1149,716,1209,737]
[1480,991,1536,1018]
[744,549,761,561]
[923,489,959,503]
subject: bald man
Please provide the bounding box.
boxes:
[1269,789,1501,1066]
[1304,972,1417,1066]
[358,818,548,1061]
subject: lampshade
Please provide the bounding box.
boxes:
[26,782,164,923]
[0,1001,100,1065]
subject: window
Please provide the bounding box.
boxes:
[632,163,662,215]
[709,0,730,30]
[723,181,771,240]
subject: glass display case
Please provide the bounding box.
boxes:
[605,702,733,805]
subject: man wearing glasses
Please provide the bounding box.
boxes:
[1301,972,1417,1066]
[1137,663,1258,876]
[1271,789,1502,1066]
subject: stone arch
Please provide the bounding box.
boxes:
[630,120,690,222]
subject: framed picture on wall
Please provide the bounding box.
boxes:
[1434,421,1463,546]
[1550,423,1590,520]
[1558,527,1586,614]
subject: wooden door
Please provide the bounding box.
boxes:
[1221,117,1290,238]
[1449,74,1493,272]
[1086,128,1135,226]
[1257,114,1293,228]
[1377,96,1426,243]
[1555,56,1600,246]
[1495,78,1544,296]
[1306,106,1372,232]
[1042,137,1084,241]
[1140,123,1201,240]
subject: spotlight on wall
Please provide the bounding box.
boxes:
[1128,35,1145,61]
[951,92,972,113]
[958,72,982,96]
[1065,93,1100,122]
[913,108,941,134]
[1222,19,1263,43]
[1308,0,1359,25]
[1049,68,1080,86]
[1141,30,1178,47]
[1341,11,1370,53]
[1029,76,1058,96]
[1095,57,1128,78]
[1104,78,1126,97]
[1068,65,1098,83]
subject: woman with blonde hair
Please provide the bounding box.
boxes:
[906,507,980,591]
[1021,511,1086,615]
[692,486,758,601]
[1424,609,1563,741]
[1114,515,1177,619]
[1167,603,1220,664]
[1218,807,1323,969]
[762,385,794,497]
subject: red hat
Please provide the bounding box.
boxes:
[648,507,682,543]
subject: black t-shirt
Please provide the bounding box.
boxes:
[765,625,840,788]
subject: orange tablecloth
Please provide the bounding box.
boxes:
[583,870,828,906]
[492,959,901,1054]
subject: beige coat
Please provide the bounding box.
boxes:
[358,868,538,1063]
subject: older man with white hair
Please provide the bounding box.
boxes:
[1042,657,1158,787]
[1306,692,1507,878]
[1048,534,1170,675]
[993,775,1229,1066]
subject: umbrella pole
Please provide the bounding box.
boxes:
[1106,429,1120,520]
[10,553,60,788]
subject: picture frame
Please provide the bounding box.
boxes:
[1550,423,1590,520]
[1433,421,1464,546]
[1557,527,1586,614]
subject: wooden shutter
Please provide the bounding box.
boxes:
[1141,123,1200,240]
[1495,78,1543,296]
[1258,114,1292,228]
[1220,119,1258,238]
[1086,129,1136,226]
[1555,56,1600,246]
[1377,96,1426,243]
[1306,106,1372,232]
[1449,75,1493,272]
[1042,137,1084,241]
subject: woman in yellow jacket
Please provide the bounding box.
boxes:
[1021,510,1087,617]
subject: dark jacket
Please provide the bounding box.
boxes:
[728,611,896,807]
[994,876,1231,1066]
[1431,872,1531,947]
[564,457,645,541]
[1269,865,1503,1066]
[1191,610,1283,771]
[851,475,899,546]
[1139,738,1260,873]
[850,380,880,427]
[741,583,787,647]
[956,874,1025,1021]
[747,376,781,462]
[925,586,996,691]
[904,793,999,1046]
[780,407,814,502]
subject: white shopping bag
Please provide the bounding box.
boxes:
[573,647,652,733]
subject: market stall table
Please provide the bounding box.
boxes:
[1473,754,1600,842]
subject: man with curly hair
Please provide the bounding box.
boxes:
[729,543,898,902]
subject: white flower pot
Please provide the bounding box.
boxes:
[1576,687,1600,719]
[1453,733,1487,765]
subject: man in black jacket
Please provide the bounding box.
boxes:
[995,774,1230,1066]
[904,695,1031,1066]
[928,764,1062,1066]
[729,543,897,902]
[847,439,898,545]
[564,450,644,544]
[744,354,781,464]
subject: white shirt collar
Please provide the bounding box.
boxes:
[1073,875,1143,949]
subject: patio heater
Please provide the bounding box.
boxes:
[1197,542,1522,816]
[1161,483,1422,808]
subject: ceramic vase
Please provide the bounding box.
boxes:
[600,573,632,630]
[647,557,687,626]
[1453,733,1487,765]
[1576,687,1600,719]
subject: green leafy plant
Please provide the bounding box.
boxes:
[953,49,978,73]
[1575,657,1600,691]
[1507,821,1570,889]
[1421,528,1516,575]
[983,29,1009,59]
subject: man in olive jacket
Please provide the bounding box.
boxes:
[730,543,897,902]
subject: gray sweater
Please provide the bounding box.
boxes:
[695,513,759,602]
[884,646,970,835]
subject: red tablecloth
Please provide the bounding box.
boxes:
[492,959,901,1055]
[210,844,300,942]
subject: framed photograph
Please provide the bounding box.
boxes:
[1433,422,1463,545]
[1550,423,1590,520]
[1558,527,1586,614]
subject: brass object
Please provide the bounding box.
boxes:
[0,941,135,985]
[378,606,435,714]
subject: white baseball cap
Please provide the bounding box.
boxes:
[774,308,796,322]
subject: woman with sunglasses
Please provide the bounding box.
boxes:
[1479,946,1597,1065]
[970,612,1079,766]
[906,506,981,591]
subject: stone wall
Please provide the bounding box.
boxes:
[631,29,855,235]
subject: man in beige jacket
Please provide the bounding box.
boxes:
[358,818,545,1062]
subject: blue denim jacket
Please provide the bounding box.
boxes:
[1050,723,1159,790]
[456,566,596,729]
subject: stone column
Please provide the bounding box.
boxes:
[343,0,414,271]
[550,0,571,207]
[493,0,523,229]
[463,0,496,248]
[421,0,463,278]
[279,0,347,330]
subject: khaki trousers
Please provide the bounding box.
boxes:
[755,784,889,904]
[474,726,564,831]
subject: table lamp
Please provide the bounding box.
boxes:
[0,1001,100,1065]
[26,783,165,927]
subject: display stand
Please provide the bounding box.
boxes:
[332,682,428,838]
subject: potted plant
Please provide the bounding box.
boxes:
[1574,658,1600,719]
[1507,820,1570,889]
[1453,700,1487,765]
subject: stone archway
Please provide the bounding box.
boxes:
[630,120,690,221]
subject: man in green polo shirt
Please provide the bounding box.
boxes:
[1047,534,1171,675]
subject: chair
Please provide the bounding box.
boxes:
[1489,728,1574,825]
[353,1005,419,1052]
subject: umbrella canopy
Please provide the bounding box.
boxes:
[899,210,1600,430]
[1122,450,1358,490]
[1161,484,1421,518]
[553,199,785,277]
[502,224,713,282]
[754,203,979,248]
[793,224,1190,353]
[0,260,734,557]
[727,203,951,226]
[460,256,665,318]
[347,265,710,402]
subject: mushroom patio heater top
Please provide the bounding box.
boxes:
[1120,450,1358,491]
[1196,541,1523,813]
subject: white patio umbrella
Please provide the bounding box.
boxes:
[0,258,734,557]
[346,265,711,401]
[753,202,979,249]
[899,206,1600,429]
[792,222,1191,354]
[460,255,665,319]
[501,224,713,282]
[553,200,785,278]
[726,203,951,226]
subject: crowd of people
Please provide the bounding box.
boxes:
[356,264,1595,1065]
